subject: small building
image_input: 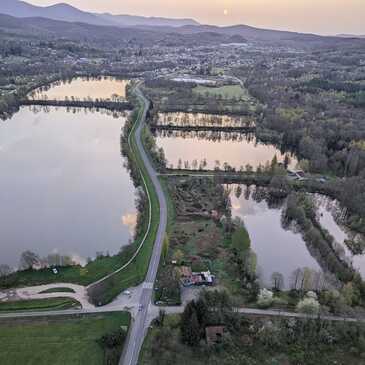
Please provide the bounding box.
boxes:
[181,269,215,287]
[205,326,225,345]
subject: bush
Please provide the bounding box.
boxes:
[296,297,320,315]
[257,288,274,308]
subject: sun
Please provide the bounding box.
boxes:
[223,9,229,16]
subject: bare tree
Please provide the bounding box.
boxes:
[0,264,12,277]
[271,272,284,291]
[290,268,303,290]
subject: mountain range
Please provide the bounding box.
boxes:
[0,0,200,27]
[0,0,364,48]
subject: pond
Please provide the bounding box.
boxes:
[154,112,255,129]
[155,129,297,171]
[29,76,130,101]
[313,194,365,279]
[229,185,322,289]
[0,106,136,269]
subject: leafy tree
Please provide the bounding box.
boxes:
[270,154,278,172]
[231,226,251,254]
[181,302,201,346]
[162,235,169,265]
[19,251,40,270]
[173,249,184,265]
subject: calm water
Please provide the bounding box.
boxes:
[314,194,365,278]
[30,77,129,101]
[0,106,136,268]
[229,185,321,288]
[155,129,297,170]
[155,112,255,128]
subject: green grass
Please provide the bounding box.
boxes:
[100,97,160,295]
[193,84,250,100]
[1,253,134,288]
[0,312,130,365]
[0,298,81,312]
[39,287,76,294]
[159,176,176,234]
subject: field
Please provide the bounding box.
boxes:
[193,84,251,101]
[0,312,130,365]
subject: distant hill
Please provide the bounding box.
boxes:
[0,0,199,27]
[0,0,109,26]
[337,34,365,39]
[97,13,199,28]
[0,13,244,48]
[171,24,326,42]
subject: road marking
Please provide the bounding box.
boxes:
[143,282,154,290]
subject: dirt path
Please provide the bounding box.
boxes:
[0,283,94,309]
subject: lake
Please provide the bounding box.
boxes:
[29,76,130,101]
[0,106,136,269]
[155,129,297,171]
[229,185,322,288]
[314,194,365,279]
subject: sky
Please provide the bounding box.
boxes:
[27,0,365,35]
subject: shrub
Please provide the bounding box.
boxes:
[296,297,320,314]
[257,288,274,308]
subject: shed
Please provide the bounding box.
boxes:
[205,326,225,345]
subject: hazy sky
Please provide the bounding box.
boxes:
[27,0,365,35]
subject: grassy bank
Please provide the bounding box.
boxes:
[0,298,81,312]
[87,93,161,305]
[1,251,137,288]
[0,312,130,365]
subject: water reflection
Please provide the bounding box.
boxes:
[154,112,255,128]
[122,213,138,236]
[0,106,136,269]
[229,185,322,288]
[154,129,297,171]
[313,194,365,278]
[29,76,130,102]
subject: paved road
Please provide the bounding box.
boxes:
[120,87,168,365]
[159,305,365,323]
[2,302,363,324]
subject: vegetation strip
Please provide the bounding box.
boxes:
[88,98,153,289]
[0,298,81,312]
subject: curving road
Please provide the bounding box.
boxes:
[120,87,168,365]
